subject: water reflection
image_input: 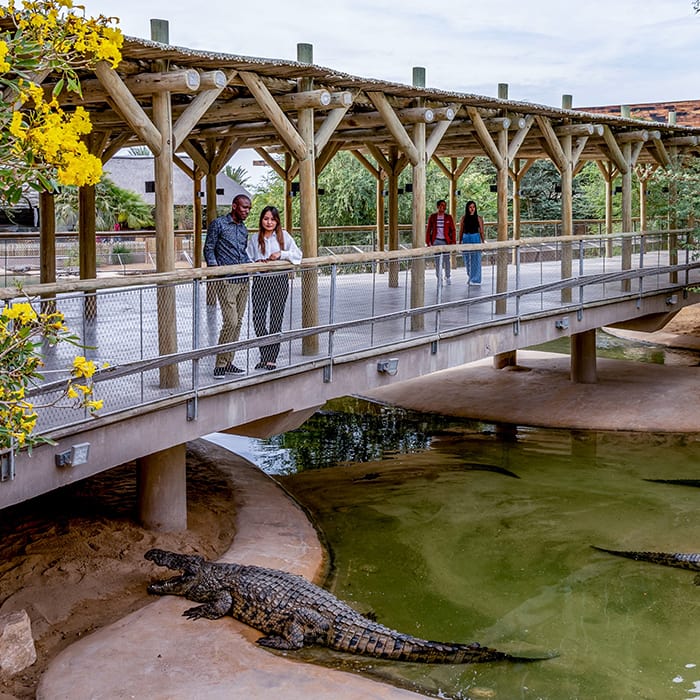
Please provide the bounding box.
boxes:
[241,398,700,699]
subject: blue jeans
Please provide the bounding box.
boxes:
[461,233,482,283]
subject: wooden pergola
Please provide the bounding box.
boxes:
[33,19,700,383]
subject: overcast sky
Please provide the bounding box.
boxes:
[83,0,699,182]
[85,0,698,107]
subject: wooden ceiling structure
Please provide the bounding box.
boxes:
[44,23,700,271]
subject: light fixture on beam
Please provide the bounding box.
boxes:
[377,358,399,375]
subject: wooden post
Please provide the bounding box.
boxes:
[388,147,400,288]
[151,19,178,388]
[284,153,293,232]
[38,190,57,315]
[78,185,97,319]
[193,172,202,268]
[621,142,633,292]
[410,67,426,331]
[495,128,509,314]
[297,43,319,355]
[39,191,56,285]
[205,167,218,305]
[376,176,385,254]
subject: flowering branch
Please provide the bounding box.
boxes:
[0,0,123,204]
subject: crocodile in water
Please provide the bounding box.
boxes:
[145,548,550,663]
[592,545,700,584]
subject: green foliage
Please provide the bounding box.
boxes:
[224,164,253,190]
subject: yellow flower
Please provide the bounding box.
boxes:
[85,399,103,412]
[2,302,37,324]
[72,356,96,378]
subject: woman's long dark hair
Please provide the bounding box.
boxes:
[257,206,285,255]
[462,200,480,233]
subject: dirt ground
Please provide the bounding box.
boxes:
[0,304,698,699]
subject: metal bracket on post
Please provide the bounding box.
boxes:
[513,319,520,336]
[430,340,438,354]
[186,397,198,421]
[577,308,583,322]
[1,449,15,481]
[323,364,332,383]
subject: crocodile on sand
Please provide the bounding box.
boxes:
[592,545,700,584]
[145,548,551,664]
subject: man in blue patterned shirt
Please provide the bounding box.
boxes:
[204,194,252,377]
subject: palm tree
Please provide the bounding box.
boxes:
[55,178,154,231]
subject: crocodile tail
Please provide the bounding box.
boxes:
[333,623,550,664]
[374,637,543,664]
[592,545,700,572]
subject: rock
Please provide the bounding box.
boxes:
[0,610,36,677]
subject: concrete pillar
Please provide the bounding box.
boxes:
[493,351,517,369]
[571,329,597,384]
[137,443,187,531]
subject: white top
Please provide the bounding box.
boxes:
[246,229,302,265]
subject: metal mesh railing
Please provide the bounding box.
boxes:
[3,229,696,436]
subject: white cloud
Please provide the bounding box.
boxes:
[84,0,698,105]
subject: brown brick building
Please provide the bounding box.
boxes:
[576,99,700,127]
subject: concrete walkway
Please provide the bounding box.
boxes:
[37,440,424,700]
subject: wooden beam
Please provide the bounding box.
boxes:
[650,137,671,168]
[535,115,568,172]
[94,61,162,155]
[101,132,132,163]
[351,149,380,178]
[507,114,534,163]
[239,70,307,161]
[181,139,210,174]
[555,123,596,136]
[172,70,237,150]
[254,147,287,179]
[316,140,340,174]
[601,126,629,173]
[431,155,452,178]
[365,143,393,174]
[211,136,247,174]
[366,91,419,165]
[572,136,589,165]
[617,130,649,143]
[468,107,503,167]
[315,104,353,157]
[173,153,194,178]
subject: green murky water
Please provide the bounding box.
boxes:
[246,397,700,700]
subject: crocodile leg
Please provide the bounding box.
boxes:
[256,608,331,650]
[183,591,234,620]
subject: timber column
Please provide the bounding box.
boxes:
[297,43,319,355]
[151,19,179,387]
[410,66,427,331]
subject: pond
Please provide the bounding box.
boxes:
[213,333,700,699]
[217,390,700,700]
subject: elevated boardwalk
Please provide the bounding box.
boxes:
[2,231,699,513]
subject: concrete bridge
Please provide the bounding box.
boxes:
[2,230,698,522]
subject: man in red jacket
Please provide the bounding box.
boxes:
[425,199,457,285]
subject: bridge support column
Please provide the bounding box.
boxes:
[137,443,187,531]
[571,329,597,384]
[493,350,517,369]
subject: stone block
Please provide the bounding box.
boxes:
[0,610,36,677]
